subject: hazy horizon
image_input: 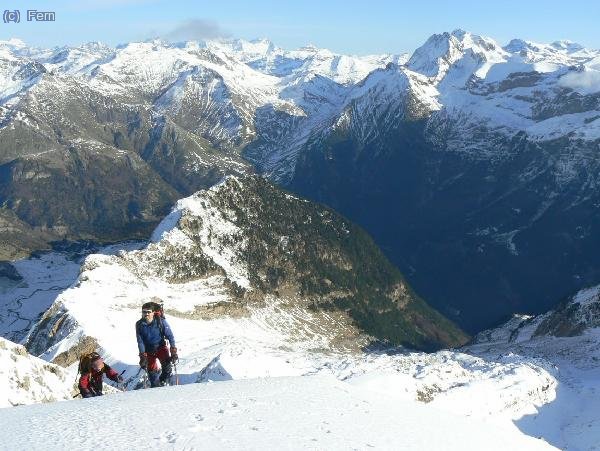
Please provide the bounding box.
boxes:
[0,0,598,56]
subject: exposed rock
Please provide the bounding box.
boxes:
[52,335,99,367]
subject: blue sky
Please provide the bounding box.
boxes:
[0,0,598,55]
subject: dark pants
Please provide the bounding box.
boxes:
[80,389,102,398]
[146,345,172,387]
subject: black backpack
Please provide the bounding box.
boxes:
[78,351,101,376]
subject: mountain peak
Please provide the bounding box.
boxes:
[407,30,502,80]
[450,28,468,40]
[26,175,466,358]
[0,38,27,48]
[504,38,529,53]
[250,37,275,47]
[504,38,584,55]
[551,40,584,53]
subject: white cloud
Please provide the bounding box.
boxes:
[163,19,230,42]
[558,69,600,95]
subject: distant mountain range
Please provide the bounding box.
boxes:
[1,30,599,332]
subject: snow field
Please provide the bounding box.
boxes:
[0,375,556,451]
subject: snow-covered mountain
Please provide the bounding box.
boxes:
[0,36,404,259]
[0,29,598,205]
[2,30,600,331]
[287,30,600,332]
[283,28,600,179]
[21,176,466,372]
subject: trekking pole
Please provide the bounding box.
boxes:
[129,366,147,390]
[117,369,126,391]
[174,362,179,386]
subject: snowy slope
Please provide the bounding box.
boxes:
[0,375,554,450]
[0,245,582,449]
[0,177,568,447]
[0,227,585,448]
[0,337,73,407]
[465,284,600,450]
[3,248,559,434]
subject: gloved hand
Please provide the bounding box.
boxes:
[139,353,147,369]
[170,347,178,364]
[116,375,124,384]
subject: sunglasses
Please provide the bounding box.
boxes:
[142,310,153,315]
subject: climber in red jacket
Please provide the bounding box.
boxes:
[79,353,123,398]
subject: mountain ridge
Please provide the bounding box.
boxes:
[1,31,600,332]
[22,175,467,361]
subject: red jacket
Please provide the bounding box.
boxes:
[79,364,120,398]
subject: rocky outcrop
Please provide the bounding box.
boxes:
[0,337,74,407]
[471,285,600,344]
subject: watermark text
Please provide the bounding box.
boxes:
[27,10,55,22]
[3,9,56,23]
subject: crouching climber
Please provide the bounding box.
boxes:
[78,352,123,398]
[136,301,178,387]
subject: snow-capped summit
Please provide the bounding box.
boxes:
[0,38,34,59]
[0,38,27,48]
[503,38,531,53]
[407,29,506,82]
[502,37,590,69]
[209,38,277,61]
[40,42,115,75]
